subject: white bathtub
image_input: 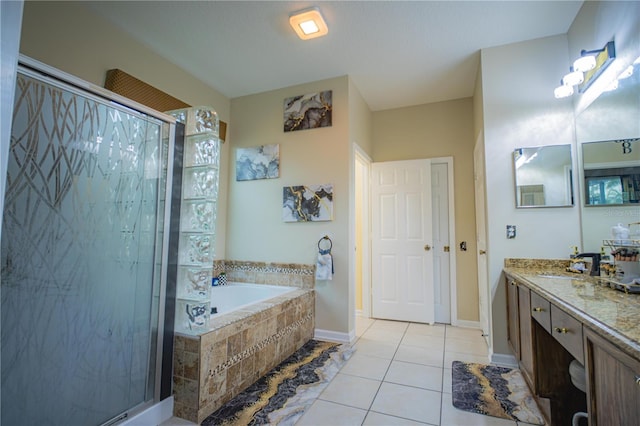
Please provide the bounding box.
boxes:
[210,282,297,315]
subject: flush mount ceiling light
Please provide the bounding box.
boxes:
[289,7,328,40]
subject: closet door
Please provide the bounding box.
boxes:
[371,159,434,324]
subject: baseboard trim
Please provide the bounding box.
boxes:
[121,396,173,426]
[491,352,518,368]
[315,328,355,344]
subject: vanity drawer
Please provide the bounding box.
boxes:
[530,291,551,333]
[551,304,584,364]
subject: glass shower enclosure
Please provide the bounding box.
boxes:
[1,58,177,425]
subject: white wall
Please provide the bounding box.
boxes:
[481,35,580,354]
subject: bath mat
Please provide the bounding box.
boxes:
[201,339,353,426]
[451,360,545,425]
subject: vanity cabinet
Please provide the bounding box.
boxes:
[506,276,521,357]
[506,275,535,389]
[584,328,640,426]
[506,274,588,424]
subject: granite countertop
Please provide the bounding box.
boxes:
[504,259,640,360]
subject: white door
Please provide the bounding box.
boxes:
[474,136,491,345]
[432,163,451,323]
[371,159,434,324]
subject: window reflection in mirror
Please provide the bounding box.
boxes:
[513,145,574,208]
[582,138,640,205]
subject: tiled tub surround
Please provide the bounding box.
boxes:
[503,258,640,359]
[173,261,315,423]
[214,260,315,289]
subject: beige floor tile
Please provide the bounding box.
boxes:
[442,367,452,394]
[444,350,490,367]
[363,328,405,343]
[406,322,446,337]
[401,333,445,350]
[363,411,429,425]
[296,399,368,425]
[369,319,410,332]
[445,326,485,341]
[354,338,399,359]
[340,353,392,380]
[441,392,518,426]
[445,336,489,356]
[370,382,442,425]
[395,344,444,367]
[159,417,197,426]
[384,360,443,392]
[319,373,381,410]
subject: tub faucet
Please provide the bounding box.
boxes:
[574,253,601,276]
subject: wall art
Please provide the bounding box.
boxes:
[282,184,333,222]
[283,90,332,132]
[236,144,280,181]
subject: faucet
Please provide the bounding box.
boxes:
[574,253,602,276]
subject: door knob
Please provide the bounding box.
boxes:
[424,245,431,251]
[479,250,486,255]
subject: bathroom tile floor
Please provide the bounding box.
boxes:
[162,316,539,425]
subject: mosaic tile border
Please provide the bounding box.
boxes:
[213,260,314,276]
[209,312,314,377]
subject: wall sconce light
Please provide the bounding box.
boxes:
[554,40,616,99]
[289,7,328,40]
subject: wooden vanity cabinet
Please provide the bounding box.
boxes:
[506,276,520,357]
[584,328,640,426]
[506,275,535,389]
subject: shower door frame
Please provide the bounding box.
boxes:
[10,54,179,422]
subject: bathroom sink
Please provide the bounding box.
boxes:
[537,274,583,281]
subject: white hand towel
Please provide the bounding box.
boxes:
[315,252,333,280]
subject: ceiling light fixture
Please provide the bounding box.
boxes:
[289,7,328,40]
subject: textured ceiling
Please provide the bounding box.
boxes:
[89,1,583,111]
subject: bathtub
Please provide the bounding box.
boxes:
[173,281,315,423]
[210,282,297,315]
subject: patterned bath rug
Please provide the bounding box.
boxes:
[451,360,545,425]
[201,339,353,426]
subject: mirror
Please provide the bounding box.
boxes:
[582,139,640,205]
[576,54,640,250]
[513,145,574,208]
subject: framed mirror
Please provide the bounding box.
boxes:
[582,139,640,205]
[513,145,574,208]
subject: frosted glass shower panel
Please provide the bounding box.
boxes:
[2,71,169,426]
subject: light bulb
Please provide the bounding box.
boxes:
[573,56,596,72]
[562,70,584,86]
[554,85,574,99]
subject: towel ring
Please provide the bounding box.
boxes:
[318,235,332,252]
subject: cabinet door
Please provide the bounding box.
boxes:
[585,328,640,426]
[518,286,534,388]
[506,276,520,358]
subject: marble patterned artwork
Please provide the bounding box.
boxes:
[451,361,544,425]
[283,91,332,132]
[282,184,333,222]
[201,339,353,426]
[236,144,280,181]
